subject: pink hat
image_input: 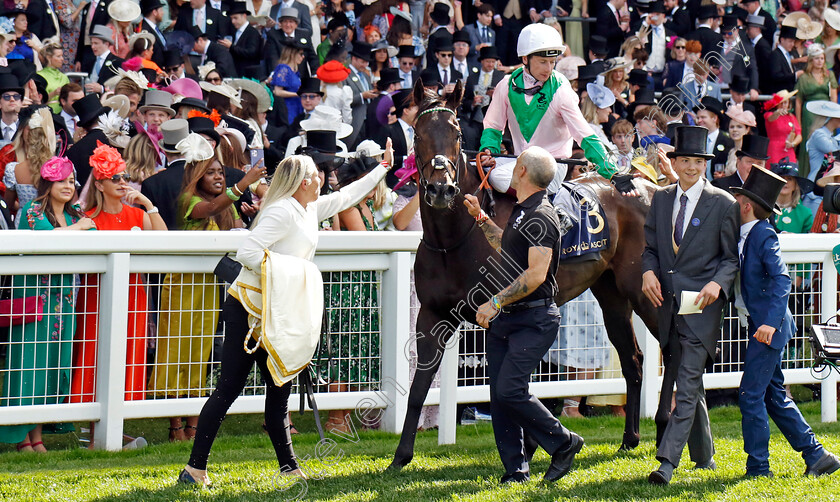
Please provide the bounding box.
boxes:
[164,78,203,100]
[40,156,74,182]
[393,153,417,190]
[725,103,757,128]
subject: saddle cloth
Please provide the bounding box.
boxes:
[552,182,610,260]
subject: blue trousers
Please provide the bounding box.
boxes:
[739,335,824,474]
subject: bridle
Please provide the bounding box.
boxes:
[414,106,465,204]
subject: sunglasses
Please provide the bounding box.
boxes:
[438,53,453,58]
[300,93,320,100]
[207,77,222,84]
[166,66,180,73]
[388,110,397,116]
[107,173,131,183]
[675,45,686,49]
[2,92,20,101]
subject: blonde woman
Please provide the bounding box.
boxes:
[581,82,616,152]
[795,44,838,175]
[602,57,630,113]
[2,106,56,220]
[123,131,162,192]
[37,43,69,113]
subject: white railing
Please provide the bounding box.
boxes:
[0,231,838,450]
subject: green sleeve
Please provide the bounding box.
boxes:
[479,128,503,154]
[580,134,618,180]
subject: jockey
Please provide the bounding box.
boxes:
[480,24,637,195]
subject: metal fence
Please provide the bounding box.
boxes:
[0,231,838,451]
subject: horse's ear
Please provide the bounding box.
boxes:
[445,80,464,111]
[412,78,425,109]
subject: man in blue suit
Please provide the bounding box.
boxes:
[732,166,840,478]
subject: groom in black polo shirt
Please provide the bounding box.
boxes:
[464,146,583,484]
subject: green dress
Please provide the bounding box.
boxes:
[795,72,839,177]
[0,201,78,443]
[321,201,381,389]
[37,66,69,114]
[774,202,814,280]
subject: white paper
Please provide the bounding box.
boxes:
[677,291,704,315]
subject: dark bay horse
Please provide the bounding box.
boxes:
[389,80,672,471]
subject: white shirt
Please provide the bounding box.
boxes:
[453,58,468,78]
[61,110,78,137]
[398,117,414,151]
[437,63,453,84]
[646,22,666,72]
[671,177,704,239]
[236,163,388,269]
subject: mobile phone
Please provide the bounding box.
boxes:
[250,148,264,170]
[224,35,233,43]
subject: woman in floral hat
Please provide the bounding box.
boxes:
[0,156,94,452]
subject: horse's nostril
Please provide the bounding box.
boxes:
[444,186,457,198]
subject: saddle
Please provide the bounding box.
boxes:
[552,182,610,262]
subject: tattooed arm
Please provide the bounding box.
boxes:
[496,246,553,306]
[479,219,504,252]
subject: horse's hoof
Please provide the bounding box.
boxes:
[386,460,409,473]
[618,435,640,452]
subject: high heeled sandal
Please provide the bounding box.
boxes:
[16,442,32,452]
[168,426,184,442]
[30,441,46,453]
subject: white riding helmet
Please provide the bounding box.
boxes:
[516,23,566,58]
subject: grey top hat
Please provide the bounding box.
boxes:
[139,89,175,116]
[90,24,114,45]
[279,7,299,20]
[160,118,189,153]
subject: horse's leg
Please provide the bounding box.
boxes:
[591,277,642,451]
[388,308,455,471]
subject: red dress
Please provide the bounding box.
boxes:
[765,111,801,166]
[70,205,148,402]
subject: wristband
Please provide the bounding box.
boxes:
[475,210,489,226]
[146,206,159,214]
[490,295,502,311]
[225,187,240,201]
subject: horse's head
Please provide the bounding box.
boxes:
[411,79,465,210]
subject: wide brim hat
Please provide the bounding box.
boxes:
[586,82,616,109]
[763,89,798,111]
[771,157,815,193]
[599,57,630,75]
[797,18,823,40]
[199,80,242,108]
[806,99,840,118]
[138,89,176,116]
[667,125,715,159]
[389,6,412,24]
[350,41,373,61]
[826,8,840,32]
[300,105,353,138]
[782,11,810,27]
[109,0,141,22]
[127,31,156,50]
[735,133,770,160]
[826,42,840,64]
[818,160,840,187]
[232,78,271,113]
[188,116,221,144]
[297,78,323,96]
[316,60,351,84]
[73,93,110,128]
[103,94,131,118]
[371,40,398,58]
[228,1,249,15]
[730,165,786,214]
[430,2,451,25]
[171,96,210,113]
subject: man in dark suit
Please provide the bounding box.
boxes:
[664,0,690,36]
[711,134,769,190]
[74,0,111,71]
[141,119,189,229]
[642,125,740,486]
[188,28,237,79]
[467,46,505,111]
[396,45,419,89]
[746,14,773,94]
[686,4,722,58]
[383,89,416,190]
[66,94,113,187]
[26,0,59,40]
[218,2,261,77]
[738,0,774,41]
[269,0,312,34]
[452,30,479,79]
[140,0,168,68]
[719,14,759,94]
[427,2,453,67]
[345,43,376,148]
[174,0,230,41]
[693,97,734,179]
[264,8,318,79]
[594,0,630,58]
[766,24,799,95]
[365,68,402,144]
[733,167,840,478]
[81,26,124,95]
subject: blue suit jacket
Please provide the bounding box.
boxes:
[740,219,797,350]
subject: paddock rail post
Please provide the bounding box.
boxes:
[379,251,412,433]
[821,252,838,423]
[438,327,459,445]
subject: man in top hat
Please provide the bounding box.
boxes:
[0,73,22,148]
[82,25,124,94]
[140,0,167,68]
[732,165,840,478]
[767,24,800,94]
[66,93,112,187]
[642,125,740,486]
[384,89,418,190]
[74,0,112,72]
[188,28,237,80]
[162,50,186,80]
[396,45,419,89]
[739,0,774,41]
[587,35,609,68]
[712,133,770,191]
[265,8,318,78]
[282,77,323,145]
[218,2,261,77]
[140,119,190,229]
[346,43,375,148]
[435,36,463,96]
[663,0,691,37]
[718,14,759,97]
[428,2,451,60]
[594,0,630,58]
[468,45,505,111]
[745,14,772,89]
[659,87,688,143]
[268,0,312,34]
[139,88,175,132]
[452,30,478,77]
[174,0,230,42]
[686,4,722,59]
[286,107,352,158]
[693,96,734,179]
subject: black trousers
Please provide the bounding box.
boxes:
[487,304,572,477]
[188,296,298,471]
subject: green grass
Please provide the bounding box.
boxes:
[2,401,840,501]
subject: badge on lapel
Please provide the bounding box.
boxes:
[716,144,724,151]
[352,76,358,82]
[207,18,213,24]
[691,217,700,227]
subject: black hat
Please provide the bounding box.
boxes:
[694,96,724,118]
[297,78,323,96]
[577,63,602,85]
[628,68,649,87]
[228,1,249,15]
[435,35,454,53]
[0,72,22,95]
[396,45,415,59]
[392,89,413,117]
[698,4,719,20]
[280,36,310,51]
[730,74,751,94]
[139,0,164,14]
[350,41,373,61]
[770,156,815,194]
[306,129,338,153]
[735,7,750,23]
[73,93,110,128]
[188,116,221,144]
[453,30,471,46]
[172,97,210,113]
[419,67,440,87]
[721,14,738,30]
[589,35,609,56]
[736,133,770,160]
[377,68,403,90]
[731,165,786,214]
[779,24,798,40]
[626,87,658,118]
[327,12,350,32]
[162,49,182,69]
[478,45,500,61]
[648,0,667,13]
[667,126,715,159]
[336,155,380,187]
[430,2,450,26]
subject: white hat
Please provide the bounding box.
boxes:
[806,100,840,118]
[826,8,840,32]
[199,80,242,109]
[337,139,385,158]
[127,31,156,51]
[231,78,271,113]
[517,23,565,58]
[586,82,616,109]
[300,105,353,139]
[217,127,247,152]
[108,0,141,23]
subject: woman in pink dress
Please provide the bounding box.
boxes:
[764,90,803,166]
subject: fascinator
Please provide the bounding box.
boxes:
[176,133,215,164]
[27,106,56,155]
[393,152,417,190]
[807,43,825,58]
[725,102,757,128]
[198,61,217,80]
[586,82,616,109]
[40,156,74,182]
[90,141,127,180]
[164,77,203,100]
[97,110,131,149]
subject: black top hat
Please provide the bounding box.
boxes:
[336,155,380,187]
[735,7,750,22]
[648,0,667,13]
[396,45,415,59]
[730,74,751,94]
[435,35,454,53]
[350,41,373,61]
[453,30,471,45]
[633,87,658,106]
[667,126,715,159]
[172,97,210,113]
[658,87,684,115]
[0,72,22,94]
[73,93,110,128]
[140,0,164,14]
[162,49,182,69]
[577,63,602,84]
[698,4,719,20]
[478,45,500,61]
[694,96,724,118]
[736,134,770,160]
[731,165,786,214]
[280,36,310,51]
[392,89,413,116]
[721,14,738,30]
[779,24,798,39]
[306,129,338,153]
[419,67,440,87]
[297,78,323,96]
[327,12,350,32]
[770,156,815,193]
[228,1,249,15]
[377,68,403,90]
[430,2,451,26]
[627,68,649,87]
[188,116,221,144]
[589,35,609,56]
